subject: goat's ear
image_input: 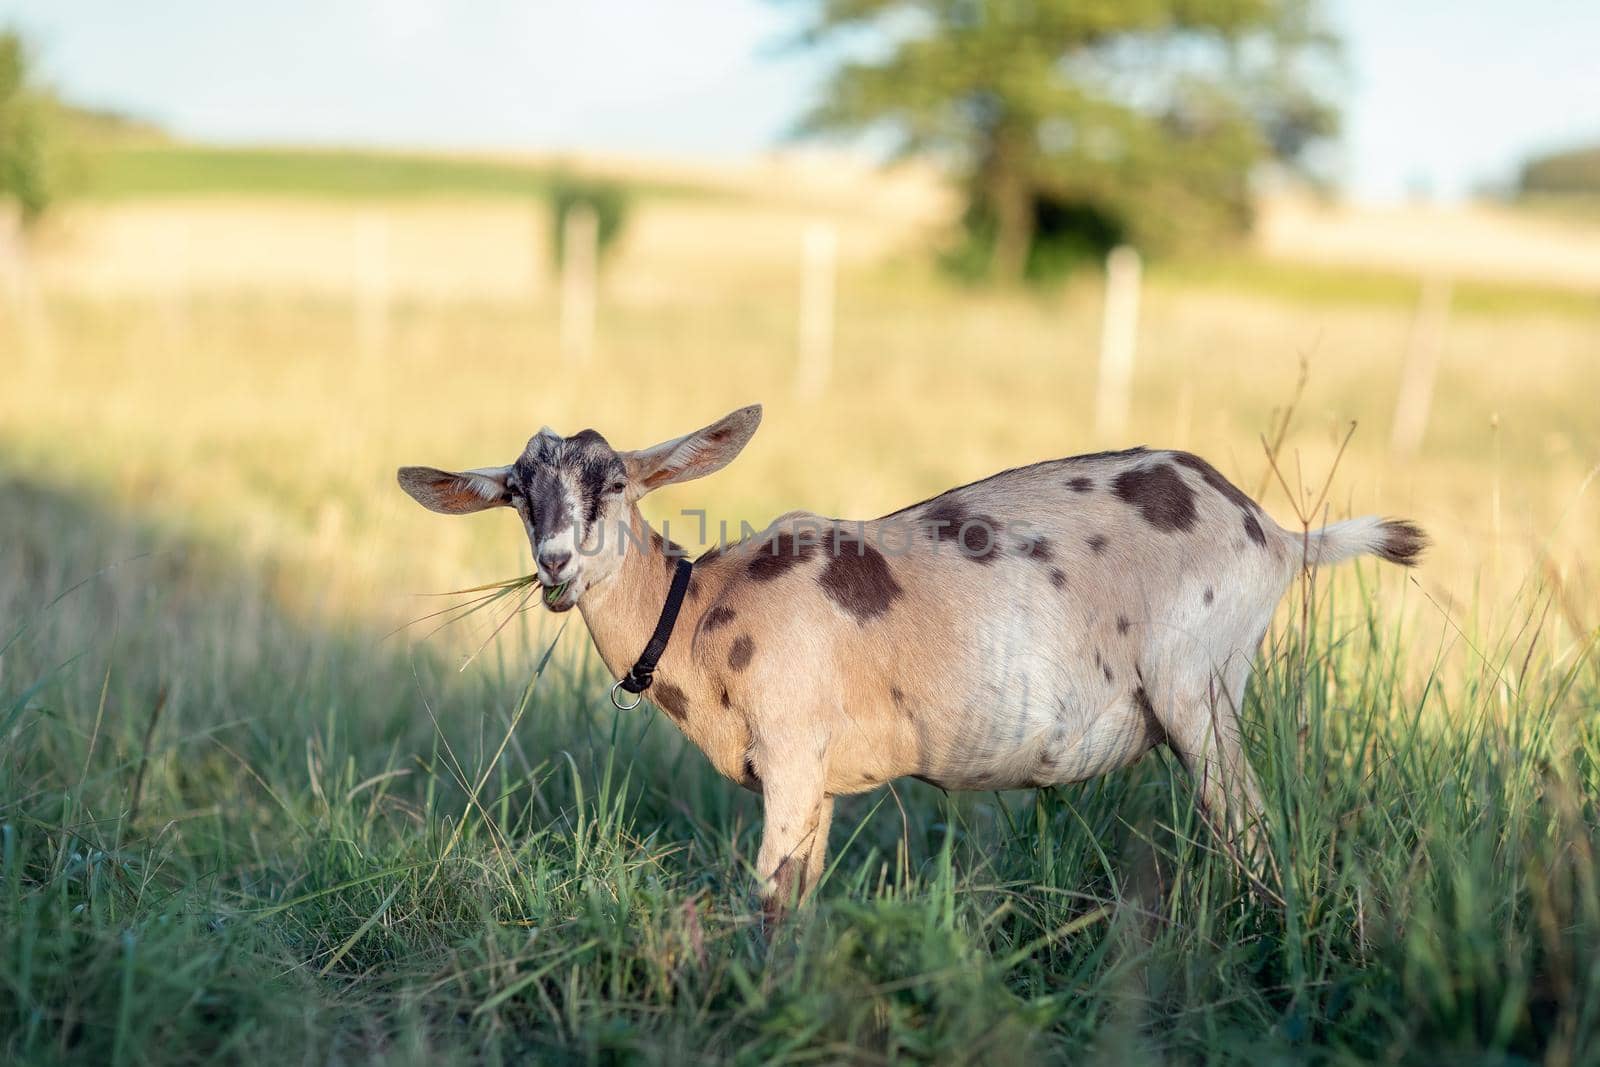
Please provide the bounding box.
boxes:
[621,404,762,496]
[396,465,511,515]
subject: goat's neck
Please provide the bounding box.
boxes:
[577,507,687,686]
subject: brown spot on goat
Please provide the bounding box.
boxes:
[924,499,1001,564]
[1113,464,1198,532]
[765,857,798,925]
[1170,452,1266,548]
[818,533,904,622]
[1377,520,1428,566]
[1017,534,1055,563]
[1103,662,1114,683]
[1066,476,1094,493]
[748,531,820,581]
[1068,447,1148,463]
[702,604,737,633]
[1171,453,1258,514]
[1203,586,1214,605]
[1087,533,1108,554]
[728,635,755,672]
[1049,568,1066,590]
[1116,615,1131,635]
[654,682,689,723]
[1133,685,1156,720]
[719,688,732,709]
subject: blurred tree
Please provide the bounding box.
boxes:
[1519,144,1600,198]
[0,29,64,228]
[794,0,1340,281]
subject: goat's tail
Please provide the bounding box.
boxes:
[1288,516,1428,569]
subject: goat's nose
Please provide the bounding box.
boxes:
[538,550,573,579]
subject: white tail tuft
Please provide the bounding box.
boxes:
[1293,516,1427,569]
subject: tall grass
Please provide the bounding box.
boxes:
[2,462,1596,1064]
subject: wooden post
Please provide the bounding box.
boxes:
[794,222,838,400]
[1389,274,1452,457]
[559,201,598,366]
[1094,245,1142,441]
[0,202,20,305]
[355,212,391,364]
[2,203,47,366]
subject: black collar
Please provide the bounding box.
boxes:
[610,557,693,709]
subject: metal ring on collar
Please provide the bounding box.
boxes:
[610,679,644,711]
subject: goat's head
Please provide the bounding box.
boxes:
[397,404,762,611]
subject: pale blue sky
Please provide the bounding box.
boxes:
[2,0,1596,201]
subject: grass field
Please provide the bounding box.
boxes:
[2,151,1599,1062]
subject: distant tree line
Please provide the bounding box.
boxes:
[0,29,62,227]
[1520,144,1600,197]
[794,0,1341,282]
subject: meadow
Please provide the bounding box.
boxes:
[2,148,1599,1063]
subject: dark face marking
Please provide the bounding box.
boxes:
[702,605,737,633]
[1203,586,1214,605]
[818,534,904,623]
[720,687,732,709]
[1116,615,1131,635]
[1102,662,1114,683]
[747,531,821,581]
[728,635,755,671]
[1066,476,1094,493]
[1112,464,1197,532]
[514,429,627,545]
[1086,533,1108,554]
[890,686,905,705]
[1049,568,1066,590]
[653,681,688,722]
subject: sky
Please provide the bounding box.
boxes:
[1,0,1596,202]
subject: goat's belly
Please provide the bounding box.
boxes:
[915,696,1161,792]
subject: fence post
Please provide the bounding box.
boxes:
[1094,245,1142,440]
[559,202,598,366]
[794,222,838,400]
[1389,274,1452,457]
[2,203,48,366]
[355,212,391,364]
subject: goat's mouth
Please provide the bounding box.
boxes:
[542,580,579,612]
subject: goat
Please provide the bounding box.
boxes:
[398,404,1425,918]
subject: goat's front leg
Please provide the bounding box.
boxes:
[754,756,829,925]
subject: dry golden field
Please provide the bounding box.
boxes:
[4,180,1597,657]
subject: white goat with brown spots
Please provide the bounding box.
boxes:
[398,404,1425,918]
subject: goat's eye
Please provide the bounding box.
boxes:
[607,480,627,495]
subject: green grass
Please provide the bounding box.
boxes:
[78,145,713,202]
[1155,253,1600,319]
[3,470,1598,1064]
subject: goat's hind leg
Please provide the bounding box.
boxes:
[1155,659,1269,875]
